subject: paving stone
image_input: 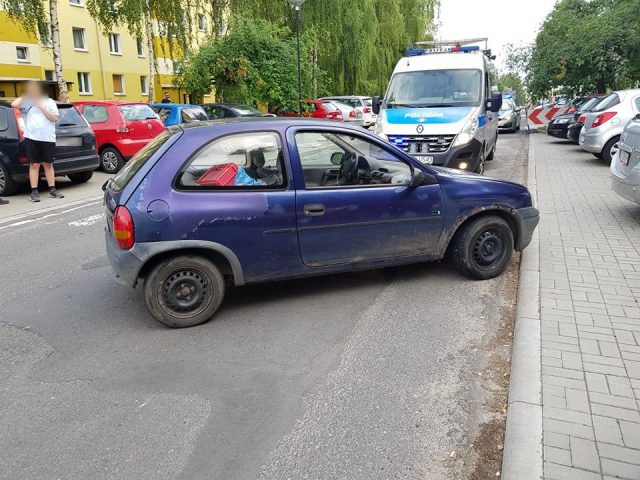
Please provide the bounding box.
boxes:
[620,420,640,449]
[565,388,590,413]
[544,418,595,440]
[546,431,571,450]
[545,461,603,480]
[545,445,572,466]
[592,415,624,446]
[570,437,601,473]
[601,458,640,479]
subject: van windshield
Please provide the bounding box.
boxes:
[385,69,482,108]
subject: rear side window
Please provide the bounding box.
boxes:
[57,106,86,127]
[593,93,620,112]
[177,131,285,189]
[154,107,172,122]
[111,130,171,191]
[118,104,158,121]
[82,105,109,123]
[0,109,8,131]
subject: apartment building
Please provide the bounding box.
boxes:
[0,1,212,102]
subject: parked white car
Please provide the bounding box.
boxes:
[611,113,640,205]
[579,88,640,164]
[321,96,375,127]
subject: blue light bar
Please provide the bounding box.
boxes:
[406,45,481,56]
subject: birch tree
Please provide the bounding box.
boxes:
[1,0,67,95]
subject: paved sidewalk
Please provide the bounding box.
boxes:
[535,134,640,479]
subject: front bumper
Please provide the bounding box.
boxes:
[513,206,540,251]
[407,138,483,171]
[498,118,516,130]
[547,124,570,139]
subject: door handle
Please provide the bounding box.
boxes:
[304,204,326,216]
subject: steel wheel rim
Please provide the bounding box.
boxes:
[160,267,212,318]
[0,167,5,193]
[102,151,118,172]
[472,228,505,270]
[610,142,619,159]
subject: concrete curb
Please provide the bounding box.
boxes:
[501,135,543,479]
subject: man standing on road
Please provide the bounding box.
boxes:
[11,81,64,202]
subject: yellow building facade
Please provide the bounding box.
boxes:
[0,1,212,103]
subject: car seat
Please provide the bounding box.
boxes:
[247,149,281,185]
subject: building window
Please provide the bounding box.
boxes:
[109,33,121,54]
[16,46,30,62]
[112,74,125,94]
[140,76,148,95]
[69,0,83,6]
[44,70,55,81]
[72,27,87,50]
[198,14,207,32]
[77,72,92,94]
[136,37,144,57]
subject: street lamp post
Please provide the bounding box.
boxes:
[288,0,305,115]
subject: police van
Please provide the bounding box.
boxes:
[372,38,502,174]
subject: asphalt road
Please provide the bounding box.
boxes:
[0,130,528,480]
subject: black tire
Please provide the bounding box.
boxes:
[602,135,620,165]
[68,171,93,184]
[0,162,18,196]
[144,255,225,328]
[486,136,497,161]
[593,152,603,160]
[451,215,514,280]
[100,147,125,174]
[474,148,486,174]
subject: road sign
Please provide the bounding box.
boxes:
[527,106,572,128]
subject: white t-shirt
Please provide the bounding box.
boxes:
[24,98,58,143]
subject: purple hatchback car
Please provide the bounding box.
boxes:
[104,119,538,328]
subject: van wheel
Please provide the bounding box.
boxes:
[100,147,125,174]
[144,255,225,328]
[0,163,18,196]
[451,215,514,280]
[474,149,486,174]
[602,136,620,165]
[68,171,93,184]
[486,137,497,161]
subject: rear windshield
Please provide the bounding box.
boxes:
[57,106,86,127]
[118,104,158,121]
[579,97,600,112]
[111,130,171,191]
[320,102,339,112]
[181,107,208,122]
[593,93,620,112]
[232,105,262,116]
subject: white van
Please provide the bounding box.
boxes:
[372,40,502,174]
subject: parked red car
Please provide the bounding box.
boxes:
[74,101,165,173]
[279,100,344,121]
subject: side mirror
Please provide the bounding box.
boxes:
[410,169,438,187]
[330,152,344,165]
[372,96,382,115]
[486,92,503,113]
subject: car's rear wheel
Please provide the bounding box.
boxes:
[144,255,225,328]
[68,171,93,184]
[0,163,18,196]
[100,147,125,174]
[602,135,620,165]
[451,215,514,280]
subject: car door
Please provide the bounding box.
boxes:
[289,127,445,267]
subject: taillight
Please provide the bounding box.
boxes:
[113,206,135,250]
[592,111,617,128]
[349,110,356,118]
[363,107,372,113]
[13,108,25,140]
[336,114,343,121]
[578,115,586,123]
[566,107,576,114]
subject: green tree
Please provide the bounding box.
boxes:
[1,0,66,94]
[498,72,526,105]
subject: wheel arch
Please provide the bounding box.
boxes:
[99,143,122,155]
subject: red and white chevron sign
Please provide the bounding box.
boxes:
[527,106,572,127]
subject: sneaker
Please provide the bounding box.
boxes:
[49,189,64,199]
[30,191,40,202]
[0,198,8,205]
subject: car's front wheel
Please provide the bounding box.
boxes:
[451,215,514,280]
[144,255,225,328]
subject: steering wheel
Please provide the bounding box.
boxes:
[337,151,358,185]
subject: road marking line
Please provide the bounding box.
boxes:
[68,213,105,227]
[0,201,102,231]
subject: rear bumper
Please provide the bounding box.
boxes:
[547,125,569,138]
[513,206,540,251]
[611,175,640,205]
[579,131,606,153]
[105,229,145,287]
[11,153,100,182]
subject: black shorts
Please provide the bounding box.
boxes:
[24,138,56,164]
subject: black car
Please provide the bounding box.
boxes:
[0,100,99,195]
[567,96,605,144]
[547,112,575,139]
[200,103,275,120]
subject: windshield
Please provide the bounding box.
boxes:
[385,69,482,108]
[500,101,514,113]
[232,105,261,116]
[118,104,158,121]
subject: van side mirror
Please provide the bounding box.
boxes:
[486,92,503,113]
[372,96,382,115]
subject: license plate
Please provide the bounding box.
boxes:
[620,149,630,165]
[415,155,433,165]
[56,137,82,147]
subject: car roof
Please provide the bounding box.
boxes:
[151,103,202,108]
[321,96,371,100]
[170,117,367,135]
[394,51,486,73]
[73,100,150,106]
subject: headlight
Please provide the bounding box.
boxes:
[453,115,478,147]
[373,120,387,140]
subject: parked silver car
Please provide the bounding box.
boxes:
[320,96,375,127]
[498,100,521,133]
[579,89,640,164]
[610,114,640,205]
[329,100,365,127]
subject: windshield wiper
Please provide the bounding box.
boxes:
[387,103,422,108]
